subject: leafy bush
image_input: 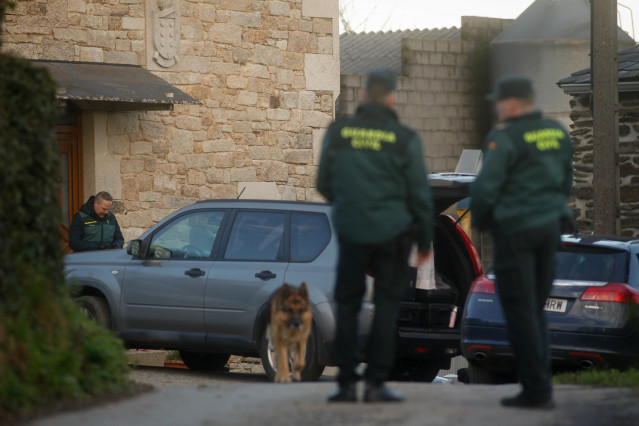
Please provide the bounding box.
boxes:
[0,12,130,419]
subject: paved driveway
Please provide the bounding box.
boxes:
[30,375,639,426]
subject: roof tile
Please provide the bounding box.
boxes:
[340,28,461,75]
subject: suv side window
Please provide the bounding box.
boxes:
[291,212,330,262]
[148,210,225,259]
[224,211,285,261]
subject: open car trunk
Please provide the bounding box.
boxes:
[399,173,481,330]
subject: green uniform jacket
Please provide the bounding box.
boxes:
[68,195,125,252]
[470,111,574,235]
[316,103,434,251]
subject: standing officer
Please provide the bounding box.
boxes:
[68,191,124,252]
[470,76,574,409]
[317,68,434,403]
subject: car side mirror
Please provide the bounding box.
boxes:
[127,239,142,257]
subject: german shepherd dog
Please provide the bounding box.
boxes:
[267,282,312,383]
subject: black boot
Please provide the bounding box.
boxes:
[327,383,357,402]
[501,393,554,409]
[363,383,404,403]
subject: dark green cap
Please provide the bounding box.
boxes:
[486,75,534,101]
[366,68,397,92]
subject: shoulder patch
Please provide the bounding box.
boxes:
[487,141,497,150]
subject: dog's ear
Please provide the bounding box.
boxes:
[298,282,309,299]
[279,283,292,299]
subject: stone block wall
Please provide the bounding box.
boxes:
[398,37,481,172]
[338,36,481,173]
[337,17,510,173]
[2,0,339,241]
[461,16,512,42]
[568,92,639,237]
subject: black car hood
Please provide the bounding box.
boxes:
[428,173,475,213]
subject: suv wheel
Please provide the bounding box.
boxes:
[179,351,230,371]
[259,322,325,382]
[75,295,112,329]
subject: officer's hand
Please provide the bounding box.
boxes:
[417,250,432,267]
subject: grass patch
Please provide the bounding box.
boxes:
[553,367,639,389]
[165,350,182,361]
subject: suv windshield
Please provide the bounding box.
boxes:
[554,245,628,283]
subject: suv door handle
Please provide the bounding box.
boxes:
[255,270,276,281]
[185,268,205,278]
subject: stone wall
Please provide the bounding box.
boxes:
[1,0,339,241]
[568,92,639,236]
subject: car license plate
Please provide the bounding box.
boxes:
[544,298,567,313]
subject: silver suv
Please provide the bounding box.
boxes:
[66,173,481,381]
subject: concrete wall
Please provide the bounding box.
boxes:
[337,17,510,174]
[1,0,340,241]
[399,37,481,173]
[338,37,480,173]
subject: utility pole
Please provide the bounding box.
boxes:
[591,0,620,235]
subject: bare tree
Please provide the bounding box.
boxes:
[339,0,395,34]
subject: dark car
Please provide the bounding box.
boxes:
[461,234,639,384]
[66,173,482,382]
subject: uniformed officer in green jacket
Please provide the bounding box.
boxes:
[317,68,434,403]
[68,191,124,252]
[470,76,574,409]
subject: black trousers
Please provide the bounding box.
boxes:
[493,219,560,402]
[333,232,412,386]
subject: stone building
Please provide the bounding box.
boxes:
[558,43,639,236]
[1,0,339,241]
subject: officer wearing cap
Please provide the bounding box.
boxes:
[317,68,434,402]
[470,76,574,409]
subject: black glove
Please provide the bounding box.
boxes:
[98,243,111,250]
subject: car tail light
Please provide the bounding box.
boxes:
[568,352,606,363]
[469,276,496,294]
[580,283,639,304]
[443,215,484,276]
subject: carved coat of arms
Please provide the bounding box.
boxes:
[153,0,179,67]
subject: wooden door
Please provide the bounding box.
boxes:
[56,107,82,253]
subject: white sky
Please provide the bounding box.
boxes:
[340,0,639,41]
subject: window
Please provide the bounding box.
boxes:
[148,210,225,259]
[555,247,628,283]
[291,212,330,262]
[224,211,285,261]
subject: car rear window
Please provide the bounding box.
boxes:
[554,245,628,283]
[290,212,330,262]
